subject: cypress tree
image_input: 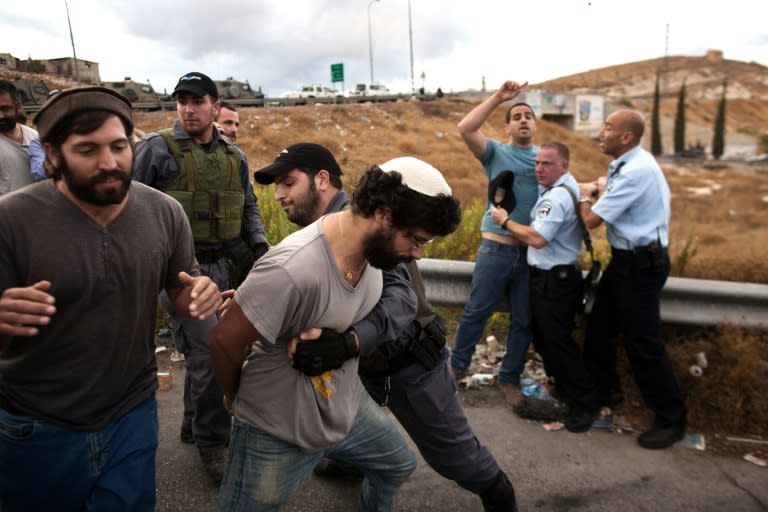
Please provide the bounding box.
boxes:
[674,80,686,155]
[651,72,663,156]
[712,80,727,160]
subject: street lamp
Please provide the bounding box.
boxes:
[368,0,380,84]
[408,0,414,94]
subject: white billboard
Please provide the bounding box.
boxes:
[574,95,604,133]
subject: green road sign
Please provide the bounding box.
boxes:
[331,63,344,83]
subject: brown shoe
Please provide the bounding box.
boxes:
[499,382,524,406]
[451,367,469,383]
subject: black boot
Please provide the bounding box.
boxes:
[480,470,518,512]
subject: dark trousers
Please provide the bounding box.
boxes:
[583,249,686,426]
[530,265,599,411]
[362,349,509,498]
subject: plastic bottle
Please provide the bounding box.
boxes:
[520,378,540,398]
[520,377,551,400]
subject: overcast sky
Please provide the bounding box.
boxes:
[2,0,766,97]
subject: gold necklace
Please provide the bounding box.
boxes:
[338,212,365,282]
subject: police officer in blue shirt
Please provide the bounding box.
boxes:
[492,142,600,434]
[579,109,686,449]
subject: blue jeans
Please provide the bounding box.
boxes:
[450,239,531,385]
[0,396,158,512]
[217,393,416,511]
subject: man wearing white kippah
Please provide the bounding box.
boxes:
[252,144,519,511]
[211,156,462,511]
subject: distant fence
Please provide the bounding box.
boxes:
[417,258,768,328]
[22,92,441,114]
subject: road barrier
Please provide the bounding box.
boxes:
[416,258,768,328]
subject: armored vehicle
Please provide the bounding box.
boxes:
[214,78,264,106]
[99,78,162,103]
[12,78,51,107]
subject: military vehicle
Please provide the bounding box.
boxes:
[99,78,162,103]
[12,78,51,107]
[214,78,264,106]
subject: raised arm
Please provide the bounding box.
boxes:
[457,80,528,159]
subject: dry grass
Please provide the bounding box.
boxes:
[135,99,768,449]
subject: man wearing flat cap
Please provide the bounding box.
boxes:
[211,158,462,510]
[0,86,221,511]
[134,71,268,482]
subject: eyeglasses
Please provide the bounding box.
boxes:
[406,231,433,249]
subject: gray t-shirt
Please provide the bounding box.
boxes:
[0,124,37,196]
[234,216,383,451]
[0,180,197,430]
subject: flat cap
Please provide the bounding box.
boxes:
[34,86,133,142]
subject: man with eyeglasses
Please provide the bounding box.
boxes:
[249,143,518,512]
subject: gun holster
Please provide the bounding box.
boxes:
[408,315,446,370]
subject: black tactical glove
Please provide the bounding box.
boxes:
[292,328,359,377]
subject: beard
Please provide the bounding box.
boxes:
[363,227,413,270]
[0,117,16,132]
[58,155,133,206]
[286,180,321,227]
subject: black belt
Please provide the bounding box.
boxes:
[611,245,668,269]
[530,264,579,274]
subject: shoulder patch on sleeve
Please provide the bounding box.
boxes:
[536,202,553,219]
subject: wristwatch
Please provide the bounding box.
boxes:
[502,218,511,230]
[578,196,591,204]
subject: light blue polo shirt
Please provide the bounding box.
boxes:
[592,146,671,250]
[479,139,538,233]
[527,172,582,269]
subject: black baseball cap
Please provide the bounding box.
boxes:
[172,72,218,100]
[254,143,343,184]
[488,170,516,212]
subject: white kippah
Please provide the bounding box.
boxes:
[379,157,452,197]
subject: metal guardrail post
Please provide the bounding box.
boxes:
[416,258,768,328]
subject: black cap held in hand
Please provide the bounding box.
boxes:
[488,170,516,212]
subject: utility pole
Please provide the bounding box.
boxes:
[368,0,380,84]
[408,0,415,94]
[65,0,80,83]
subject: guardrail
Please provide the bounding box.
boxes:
[416,258,768,328]
[22,92,439,114]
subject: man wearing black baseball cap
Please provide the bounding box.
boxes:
[254,143,345,226]
[172,71,219,100]
[134,72,268,483]
[254,142,343,184]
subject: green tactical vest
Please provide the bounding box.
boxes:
[159,129,245,244]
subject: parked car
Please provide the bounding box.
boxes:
[747,153,768,166]
[278,84,342,104]
[346,83,391,98]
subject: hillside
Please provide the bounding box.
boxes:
[535,51,768,144]
[11,50,768,279]
[134,96,768,283]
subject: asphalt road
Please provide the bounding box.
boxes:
[155,364,767,512]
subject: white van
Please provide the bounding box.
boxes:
[347,83,391,98]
